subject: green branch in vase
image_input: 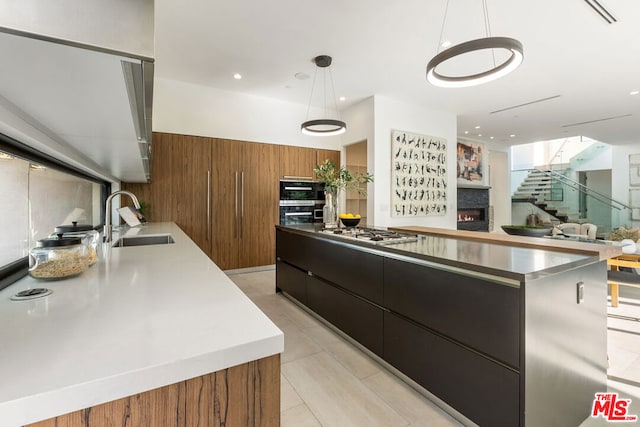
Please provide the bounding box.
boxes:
[314,160,374,195]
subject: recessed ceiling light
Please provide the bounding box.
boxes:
[631,90,640,96]
[510,134,516,137]
[233,73,242,80]
[478,134,482,137]
[464,130,469,134]
[339,96,346,101]
[490,136,494,140]
[474,126,481,129]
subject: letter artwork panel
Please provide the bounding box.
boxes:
[391,130,447,217]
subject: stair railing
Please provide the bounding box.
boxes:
[539,169,630,211]
[542,138,570,170]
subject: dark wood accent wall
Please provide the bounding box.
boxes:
[27,354,280,427]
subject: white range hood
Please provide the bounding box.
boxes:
[0,0,154,183]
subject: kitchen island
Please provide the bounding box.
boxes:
[276,224,609,427]
[0,223,283,427]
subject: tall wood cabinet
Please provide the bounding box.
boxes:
[125,133,212,256]
[211,139,280,269]
[124,132,339,270]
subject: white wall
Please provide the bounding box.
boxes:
[572,145,612,171]
[341,97,375,223]
[153,77,341,150]
[489,150,511,231]
[371,95,457,229]
[612,145,636,228]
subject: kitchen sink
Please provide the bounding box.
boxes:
[112,234,175,247]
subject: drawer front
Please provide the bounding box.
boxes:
[384,312,521,427]
[307,275,383,356]
[276,228,315,271]
[305,237,384,305]
[276,260,308,304]
[384,257,520,368]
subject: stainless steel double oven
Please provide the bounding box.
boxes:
[279,180,326,225]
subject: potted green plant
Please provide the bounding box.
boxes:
[314,160,373,226]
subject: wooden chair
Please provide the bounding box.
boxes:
[607,254,640,307]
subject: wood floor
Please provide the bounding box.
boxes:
[229,269,640,427]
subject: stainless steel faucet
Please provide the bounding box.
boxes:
[104,190,141,242]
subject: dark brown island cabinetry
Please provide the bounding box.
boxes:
[123,132,339,270]
[275,225,608,427]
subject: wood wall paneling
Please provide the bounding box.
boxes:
[27,354,280,427]
[124,133,339,270]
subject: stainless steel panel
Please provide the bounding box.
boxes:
[280,200,324,207]
[524,261,607,426]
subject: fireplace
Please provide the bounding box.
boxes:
[457,187,489,232]
[457,208,485,223]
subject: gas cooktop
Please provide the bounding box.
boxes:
[320,226,419,245]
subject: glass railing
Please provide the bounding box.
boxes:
[511,168,631,236]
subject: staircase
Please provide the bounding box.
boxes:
[512,169,581,223]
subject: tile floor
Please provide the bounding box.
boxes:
[228,269,640,427]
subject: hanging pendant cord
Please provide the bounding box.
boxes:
[323,66,328,119]
[482,0,497,67]
[304,65,319,121]
[436,0,451,53]
[328,67,341,120]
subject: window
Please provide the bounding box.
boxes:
[0,134,108,289]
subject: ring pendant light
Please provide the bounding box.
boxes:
[301,55,347,136]
[426,0,524,88]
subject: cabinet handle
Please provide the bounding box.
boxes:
[284,212,313,216]
[234,171,239,238]
[207,170,211,239]
[283,175,314,180]
[241,171,245,238]
[284,186,313,191]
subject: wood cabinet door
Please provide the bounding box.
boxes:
[210,138,242,269]
[278,145,316,180]
[175,134,212,258]
[316,149,340,168]
[143,133,212,257]
[239,141,279,268]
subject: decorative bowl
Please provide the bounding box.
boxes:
[501,225,553,237]
[340,217,361,227]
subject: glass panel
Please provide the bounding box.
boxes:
[511,168,630,238]
[28,165,100,246]
[0,149,103,271]
[0,153,29,265]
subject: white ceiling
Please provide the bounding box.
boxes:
[155,0,640,147]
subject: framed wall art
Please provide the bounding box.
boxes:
[457,141,487,187]
[629,154,640,187]
[630,188,640,220]
[391,129,447,217]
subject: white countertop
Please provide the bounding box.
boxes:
[0,223,283,426]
